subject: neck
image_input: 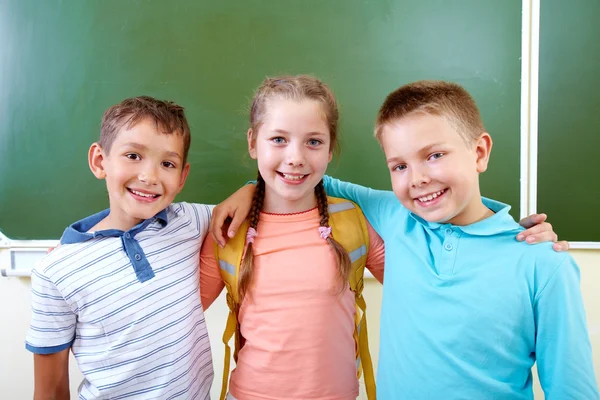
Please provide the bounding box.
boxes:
[447,195,494,226]
[262,188,318,214]
[90,211,142,232]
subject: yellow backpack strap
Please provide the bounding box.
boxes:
[356,285,376,400]
[214,220,250,400]
[328,197,376,400]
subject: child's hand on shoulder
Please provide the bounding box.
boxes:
[517,213,569,252]
[210,184,256,247]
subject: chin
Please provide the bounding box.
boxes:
[129,207,162,220]
[415,210,454,224]
[277,189,311,200]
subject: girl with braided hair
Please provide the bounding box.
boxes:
[199,75,386,400]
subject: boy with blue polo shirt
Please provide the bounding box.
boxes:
[322,81,599,398]
[212,81,597,399]
[26,96,214,399]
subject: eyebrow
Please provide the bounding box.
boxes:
[386,143,446,164]
[122,142,183,161]
[122,142,147,150]
[272,128,328,137]
[386,156,404,164]
[419,143,446,154]
[165,151,183,161]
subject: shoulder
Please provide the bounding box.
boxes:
[494,235,576,293]
[523,241,574,272]
[522,244,581,302]
[168,202,213,219]
[326,196,368,229]
[34,240,107,284]
[165,202,213,231]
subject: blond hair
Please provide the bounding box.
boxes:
[374,80,485,144]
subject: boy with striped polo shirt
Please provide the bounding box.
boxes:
[26,96,213,399]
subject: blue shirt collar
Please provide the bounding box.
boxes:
[60,208,169,245]
[409,197,520,236]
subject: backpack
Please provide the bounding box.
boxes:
[214,196,376,400]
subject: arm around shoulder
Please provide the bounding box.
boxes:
[322,175,400,234]
[534,255,599,398]
[200,234,225,310]
[365,221,385,284]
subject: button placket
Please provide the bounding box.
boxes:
[122,231,155,282]
[439,225,459,276]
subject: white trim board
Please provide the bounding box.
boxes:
[569,242,600,250]
[520,0,540,220]
[0,231,58,277]
[520,0,533,221]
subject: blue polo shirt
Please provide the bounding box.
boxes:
[323,176,598,400]
[26,202,214,400]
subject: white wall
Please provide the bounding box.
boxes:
[0,250,598,399]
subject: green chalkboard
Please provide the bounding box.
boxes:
[538,0,600,242]
[0,0,522,240]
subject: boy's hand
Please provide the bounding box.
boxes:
[517,213,569,252]
[210,184,256,247]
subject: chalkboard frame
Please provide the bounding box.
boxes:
[522,0,599,248]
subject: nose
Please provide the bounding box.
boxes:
[409,165,431,188]
[138,163,159,186]
[285,143,306,167]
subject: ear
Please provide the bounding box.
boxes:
[247,128,257,159]
[474,132,493,173]
[88,142,107,179]
[177,163,191,192]
[328,150,333,163]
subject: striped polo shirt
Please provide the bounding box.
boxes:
[26,202,214,399]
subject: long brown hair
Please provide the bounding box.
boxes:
[239,75,351,301]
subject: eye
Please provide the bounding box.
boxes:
[307,139,323,147]
[270,137,286,144]
[162,161,176,168]
[392,164,407,172]
[125,153,141,161]
[428,152,444,161]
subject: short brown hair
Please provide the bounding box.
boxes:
[99,95,191,164]
[374,80,485,144]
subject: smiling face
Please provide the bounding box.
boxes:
[89,117,190,231]
[381,113,493,226]
[248,98,333,214]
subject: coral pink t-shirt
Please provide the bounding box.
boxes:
[200,207,385,400]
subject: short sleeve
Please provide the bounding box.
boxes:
[188,203,215,234]
[25,268,76,354]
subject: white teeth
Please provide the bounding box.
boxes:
[418,189,445,202]
[282,173,305,181]
[131,189,156,198]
